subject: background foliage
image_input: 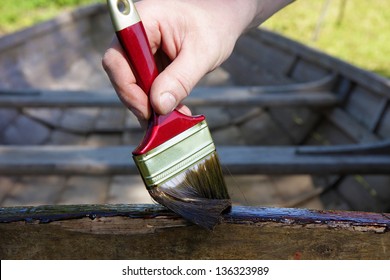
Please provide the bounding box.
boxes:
[0,0,388,77]
[0,0,104,35]
[263,0,390,77]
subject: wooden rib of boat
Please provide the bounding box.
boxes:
[0,4,389,259]
[1,204,389,259]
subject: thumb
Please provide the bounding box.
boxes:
[149,50,209,115]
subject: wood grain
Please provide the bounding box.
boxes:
[0,204,389,259]
[0,88,338,108]
[0,144,389,175]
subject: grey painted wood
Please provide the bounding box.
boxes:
[0,88,339,108]
[0,144,389,175]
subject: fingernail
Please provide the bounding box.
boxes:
[159,92,176,114]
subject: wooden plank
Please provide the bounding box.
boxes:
[268,106,321,144]
[188,90,338,107]
[378,105,390,139]
[0,109,18,132]
[344,86,385,130]
[0,4,106,53]
[0,176,15,204]
[23,108,63,127]
[107,175,152,204]
[1,176,65,207]
[0,204,389,259]
[0,145,389,175]
[370,98,389,133]
[46,130,86,145]
[57,176,110,205]
[0,88,339,108]
[238,112,293,145]
[234,34,295,74]
[1,115,51,145]
[326,108,380,143]
[292,57,331,82]
[252,29,390,98]
[336,175,390,213]
[296,140,390,155]
[58,108,100,133]
[94,108,126,131]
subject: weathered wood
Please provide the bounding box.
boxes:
[188,89,338,107]
[326,108,380,143]
[0,204,389,259]
[0,4,111,89]
[0,4,389,227]
[0,88,339,108]
[250,29,390,98]
[0,4,107,53]
[296,139,390,155]
[0,144,389,175]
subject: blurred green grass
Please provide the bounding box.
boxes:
[263,0,390,77]
[0,0,104,35]
[0,0,388,77]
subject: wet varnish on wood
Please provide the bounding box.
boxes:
[0,204,389,259]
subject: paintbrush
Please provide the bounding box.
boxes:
[107,0,231,229]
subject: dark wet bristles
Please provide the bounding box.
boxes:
[132,120,231,229]
[148,152,231,230]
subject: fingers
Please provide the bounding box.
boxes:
[149,48,208,115]
[176,103,192,116]
[102,37,196,121]
[102,37,152,121]
[102,1,218,122]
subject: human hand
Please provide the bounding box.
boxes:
[102,0,293,126]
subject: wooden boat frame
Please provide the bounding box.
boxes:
[0,4,389,259]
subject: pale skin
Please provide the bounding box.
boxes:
[102,0,294,127]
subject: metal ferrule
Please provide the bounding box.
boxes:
[133,121,216,188]
[107,0,140,31]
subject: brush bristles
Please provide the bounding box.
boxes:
[148,152,231,230]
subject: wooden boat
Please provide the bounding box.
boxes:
[0,4,389,259]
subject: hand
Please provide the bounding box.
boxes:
[102,0,293,126]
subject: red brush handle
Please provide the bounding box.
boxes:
[109,1,204,155]
[116,23,158,95]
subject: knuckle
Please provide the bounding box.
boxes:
[175,72,193,98]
